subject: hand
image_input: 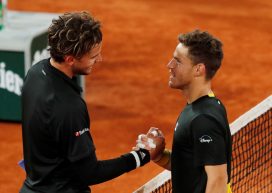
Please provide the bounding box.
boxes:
[147,127,165,161]
[134,134,155,150]
[133,127,165,161]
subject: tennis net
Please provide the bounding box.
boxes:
[133,95,272,193]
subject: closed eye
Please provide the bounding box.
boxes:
[90,54,99,59]
[173,57,182,65]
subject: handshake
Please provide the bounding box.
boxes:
[133,127,166,163]
[127,127,170,170]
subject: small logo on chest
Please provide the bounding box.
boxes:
[199,135,213,143]
[75,128,89,137]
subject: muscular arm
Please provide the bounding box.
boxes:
[205,164,228,193]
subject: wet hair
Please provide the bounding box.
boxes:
[48,11,102,63]
[178,29,223,80]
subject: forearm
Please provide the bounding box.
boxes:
[153,149,171,171]
[87,154,136,185]
[72,150,149,186]
[205,164,228,193]
[71,154,132,186]
[205,177,227,193]
[161,159,171,170]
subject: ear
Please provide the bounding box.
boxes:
[63,55,76,67]
[194,63,206,77]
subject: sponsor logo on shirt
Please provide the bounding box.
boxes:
[75,128,89,137]
[199,135,213,143]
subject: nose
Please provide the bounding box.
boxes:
[167,58,175,69]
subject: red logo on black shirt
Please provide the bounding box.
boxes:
[75,128,89,137]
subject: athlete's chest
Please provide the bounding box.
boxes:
[173,106,199,148]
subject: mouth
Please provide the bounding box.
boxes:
[168,76,175,86]
[169,71,175,79]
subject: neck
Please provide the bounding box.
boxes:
[50,58,73,78]
[182,81,212,104]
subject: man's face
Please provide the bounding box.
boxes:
[167,43,195,90]
[72,43,102,75]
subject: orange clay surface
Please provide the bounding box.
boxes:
[0,0,271,192]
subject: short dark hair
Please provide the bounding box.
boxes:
[48,11,102,63]
[178,30,223,80]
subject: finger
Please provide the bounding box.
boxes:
[147,130,159,138]
[138,139,156,149]
[158,130,164,137]
[138,134,145,140]
[148,128,164,138]
[148,142,156,149]
[136,139,149,145]
[132,147,139,151]
[137,142,153,150]
[136,143,146,149]
[148,127,159,133]
[151,130,158,137]
[147,138,154,144]
[138,134,148,142]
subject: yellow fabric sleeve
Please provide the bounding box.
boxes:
[227,183,232,193]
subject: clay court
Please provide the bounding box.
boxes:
[0,0,271,192]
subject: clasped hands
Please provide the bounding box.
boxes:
[133,127,166,162]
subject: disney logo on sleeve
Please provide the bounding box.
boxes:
[199,135,213,143]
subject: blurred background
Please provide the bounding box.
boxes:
[0,0,271,192]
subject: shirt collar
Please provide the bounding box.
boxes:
[45,58,83,93]
[187,95,213,105]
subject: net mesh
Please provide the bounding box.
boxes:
[231,107,272,192]
[133,95,272,193]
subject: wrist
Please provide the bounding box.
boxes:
[122,153,137,172]
[125,149,150,170]
[153,151,164,162]
[153,149,171,166]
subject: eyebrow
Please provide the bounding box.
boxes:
[90,53,100,58]
[173,56,181,62]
